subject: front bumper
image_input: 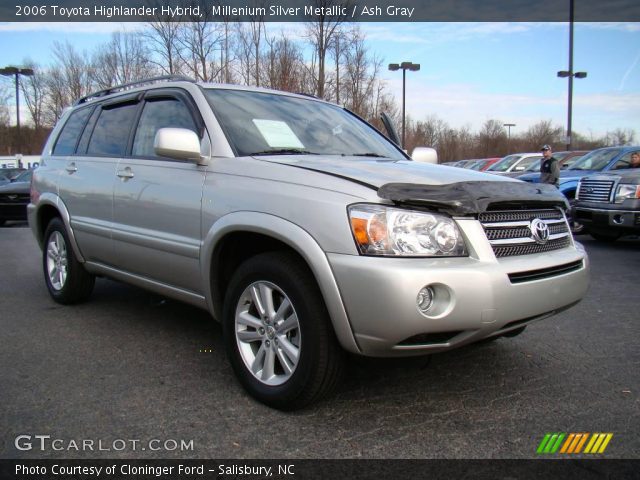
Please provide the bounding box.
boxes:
[573,201,640,234]
[328,240,589,357]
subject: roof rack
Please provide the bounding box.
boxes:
[74,75,196,105]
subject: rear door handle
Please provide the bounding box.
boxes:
[116,167,134,179]
[65,163,77,174]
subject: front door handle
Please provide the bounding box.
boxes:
[116,167,134,179]
[65,163,77,174]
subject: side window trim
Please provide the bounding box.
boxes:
[51,105,94,156]
[85,100,142,158]
[142,88,204,136]
[75,106,101,156]
[126,88,204,161]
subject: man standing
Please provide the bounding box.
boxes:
[539,144,560,187]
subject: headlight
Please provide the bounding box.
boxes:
[348,204,467,257]
[614,184,640,203]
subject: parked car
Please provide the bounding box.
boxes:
[0,169,32,225]
[572,169,640,241]
[470,157,501,171]
[485,153,543,175]
[28,76,589,409]
[503,151,587,181]
[555,150,588,170]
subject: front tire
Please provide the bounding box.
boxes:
[223,252,344,410]
[43,217,95,304]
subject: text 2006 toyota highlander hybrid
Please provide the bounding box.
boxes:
[28,77,589,409]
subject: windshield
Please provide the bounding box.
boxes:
[569,149,621,171]
[523,157,543,172]
[487,155,522,172]
[13,170,32,182]
[561,155,583,169]
[514,156,542,172]
[204,89,405,160]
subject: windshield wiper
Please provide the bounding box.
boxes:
[343,152,389,158]
[249,148,318,156]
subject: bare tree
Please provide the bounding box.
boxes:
[177,6,226,82]
[91,32,155,89]
[305,0,348,99]
[51,41,93,102]
[477,119,508,157]
[340,27,381,119]
[263,34,306,92]
[0,85,10,127]
[523,120,562,151]
[19,59,47,130]
[143,16,182,75]
[605,128,636,146]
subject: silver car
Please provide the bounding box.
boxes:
[28,77,589,409]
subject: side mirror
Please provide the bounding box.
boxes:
[154,128,201,162]
[411,147,438,164]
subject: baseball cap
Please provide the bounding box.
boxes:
[541,144,551,151]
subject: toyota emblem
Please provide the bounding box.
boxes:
[530,218,549,245]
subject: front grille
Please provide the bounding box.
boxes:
[508,260,584,284]
[479,208,571,258]
[0,193,29,203]
[397,331,463,346]
[577,179,614,202]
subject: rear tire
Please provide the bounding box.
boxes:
[43,217,95,304]
[222,251,344,410]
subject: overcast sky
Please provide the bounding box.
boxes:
[0,21,638,138]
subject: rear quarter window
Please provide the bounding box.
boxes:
[52,107,93,156]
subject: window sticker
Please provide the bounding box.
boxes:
[252,119,305,149]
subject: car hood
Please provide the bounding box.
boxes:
[256,156,517,189]
[256,156,566,215]
[583,170,640,183]
[0,181,30,194]
[518,169,600,183]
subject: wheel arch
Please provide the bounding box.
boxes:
[31,193,86,263]
[201,212,360,354]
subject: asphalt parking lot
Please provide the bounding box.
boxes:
[1,222,638,459]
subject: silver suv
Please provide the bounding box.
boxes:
[28,77,589,409]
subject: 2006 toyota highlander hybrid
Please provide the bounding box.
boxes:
[28,76,589,409]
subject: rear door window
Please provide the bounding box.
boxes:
[52,107,93,156]
[87,103,139,157]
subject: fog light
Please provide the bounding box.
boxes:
[417,286,435,313]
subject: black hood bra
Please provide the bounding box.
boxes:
[377,181,569,216]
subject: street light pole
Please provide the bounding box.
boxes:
[388,61,420,149]
[0,65,35,155]
[557,0,586,151]
[503,123,515,153]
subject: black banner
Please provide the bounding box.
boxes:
[4,0,640,22]
[2,459,640,480]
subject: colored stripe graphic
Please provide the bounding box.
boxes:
[538,433,612,454]
[574,433,589,453]
[597,434,613,453]
[585,433,614,454]
[537,434,552,454]
[537,433,565,454]
[560,433,575,453]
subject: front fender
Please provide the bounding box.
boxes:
[201,211,361,354]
